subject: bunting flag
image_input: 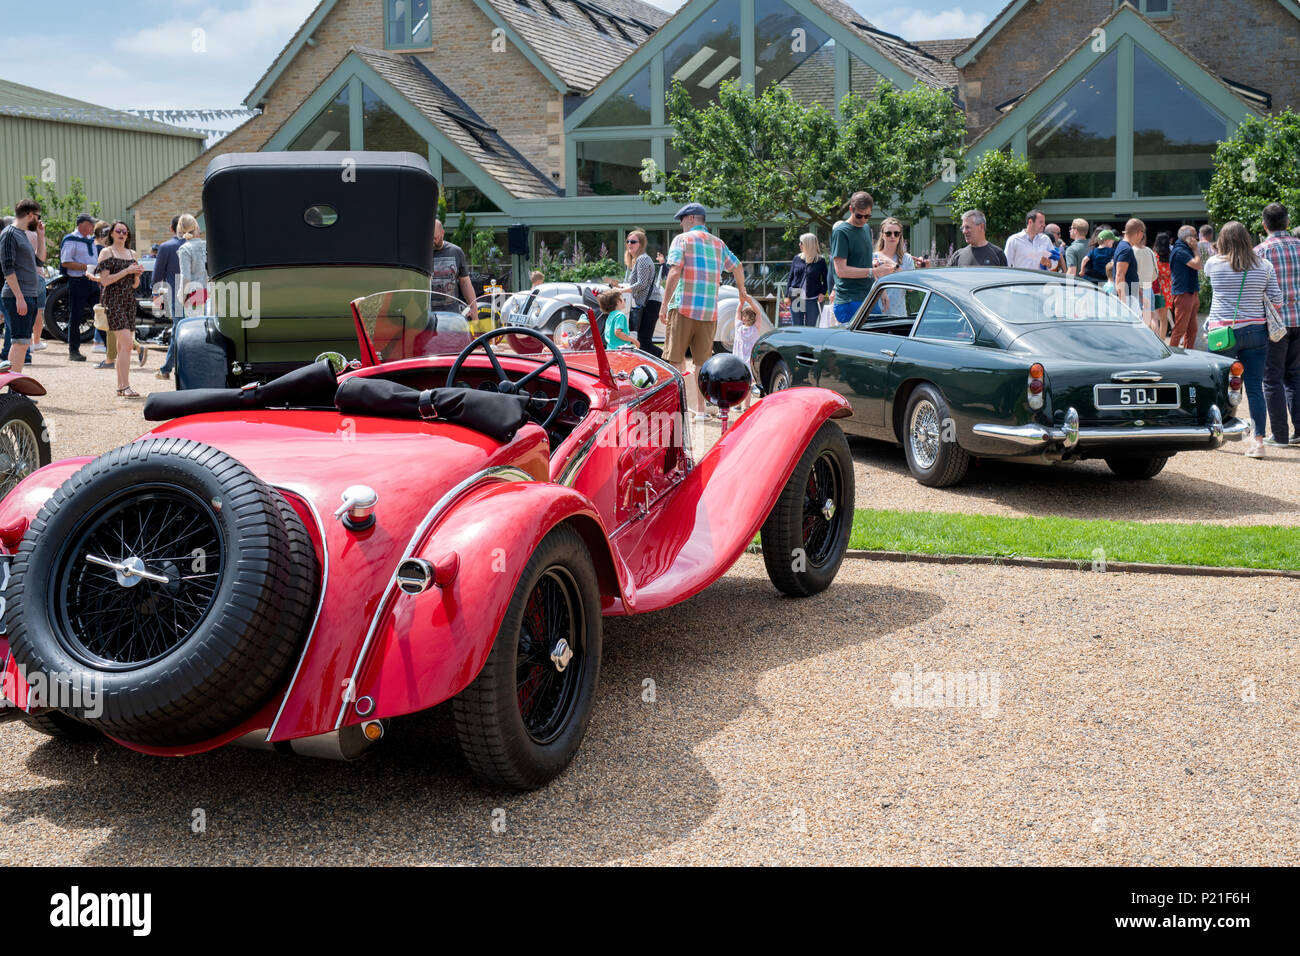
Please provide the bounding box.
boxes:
[123,108,259,123]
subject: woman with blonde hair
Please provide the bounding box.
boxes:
[612,227,662,355]
[1204,221,1283,458]
[176,214,208,317]
[872,217,914,316]
[786,232,828,327]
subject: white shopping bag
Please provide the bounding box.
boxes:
[818,303,837,328]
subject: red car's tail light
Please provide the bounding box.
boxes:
[0,518,27,550]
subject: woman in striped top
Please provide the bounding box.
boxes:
[613,228,663,357]
[1204,221,1284,457]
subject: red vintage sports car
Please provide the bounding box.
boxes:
[0,292,854,788]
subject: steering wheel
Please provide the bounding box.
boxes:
[447,326,569,431]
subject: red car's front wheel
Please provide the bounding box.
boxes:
[453,525,602,790]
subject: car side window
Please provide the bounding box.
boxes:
[854,287,927,334]
[913,293,975,342]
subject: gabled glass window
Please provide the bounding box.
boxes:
[1027,49,1117,198]
[756,0,834,108]
[443,159,500,213]
[664,0,742,110]
[578,66,652,128]
[386,0,432,49]
[1132,45,1226,196]
[576,140,652,195]
[288,86,350,150]
[361,84,427,153]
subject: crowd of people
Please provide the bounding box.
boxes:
[4,189,1296,453]
[0,200,214,399]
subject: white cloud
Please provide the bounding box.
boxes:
[0,0,318,110]
[639,0,687,11]
[867,9,990,41]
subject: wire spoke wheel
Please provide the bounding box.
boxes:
[0,417,41,498]
[515,566,584,745]
[800,450,843,567]
[50,485,224,669]
[909,399,941,470]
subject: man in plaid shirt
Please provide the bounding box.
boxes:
[662,203,754,420]
[1257,203,1300,446]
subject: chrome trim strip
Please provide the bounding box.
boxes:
[332,465,534,730]
[267,485,329,741]
[1111,370,1164,383]
[1093,382,1180,410]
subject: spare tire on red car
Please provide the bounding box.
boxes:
[2,438,318,746]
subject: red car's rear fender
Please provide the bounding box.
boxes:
[0,373,46,397]
[348,481,625,724]
[611,387,851,614]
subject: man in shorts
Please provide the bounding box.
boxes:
[661,203,753,421]
[0,198,42,373]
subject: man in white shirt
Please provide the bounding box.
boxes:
[1004,209,1055,271]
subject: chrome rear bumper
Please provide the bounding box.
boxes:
[973,405,1248,449]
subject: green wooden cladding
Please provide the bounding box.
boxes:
[0,113,204,223]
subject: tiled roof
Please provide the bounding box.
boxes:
[352,47,561,198]
[477,0,669,92]
[0,79,205,138]
[912,38,971,88]
[809,0,949,88]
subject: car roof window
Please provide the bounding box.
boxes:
[913,293,975,343]
[853,285,928,332]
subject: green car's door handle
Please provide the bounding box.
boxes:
[879,348,896,358]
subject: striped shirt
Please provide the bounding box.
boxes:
[623,252,661,307]
[666,225,740,322]
[1204,256,1283,330]
[1256,231,1300,328]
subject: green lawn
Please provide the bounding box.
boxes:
[848,509,1300,571]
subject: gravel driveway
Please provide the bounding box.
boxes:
[3,555,1295,865]
[6,353,1296,865]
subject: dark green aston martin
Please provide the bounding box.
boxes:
[750,268,1249,487]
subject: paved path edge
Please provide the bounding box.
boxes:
[742,543,1300,579]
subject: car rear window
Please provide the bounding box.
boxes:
[974,283,1142,324]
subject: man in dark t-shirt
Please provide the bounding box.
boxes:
[948,209,1008,267]
[430,218,477,314]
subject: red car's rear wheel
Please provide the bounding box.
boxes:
[4,439,318,746]
[453,525,602,789]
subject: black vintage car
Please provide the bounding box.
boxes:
[174,151,437,389]
[751,268,1249,486]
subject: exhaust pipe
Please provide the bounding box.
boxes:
[232,721,387,761]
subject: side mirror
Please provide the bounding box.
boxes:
[315,351,347,374]
[697,353,752,411]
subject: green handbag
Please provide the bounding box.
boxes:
[1207,271,1248,352]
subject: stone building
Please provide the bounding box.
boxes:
[129,0,1298,286]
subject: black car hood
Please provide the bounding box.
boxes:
[1007,322,1170,362]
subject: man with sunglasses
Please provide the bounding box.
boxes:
[830,191,893,324]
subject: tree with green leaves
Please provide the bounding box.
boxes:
[642,79,966,237]
[1204,109,1300,234]
[2,176,101,261]
[944,150,1046,244]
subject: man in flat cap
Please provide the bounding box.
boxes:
[661,202,755,422]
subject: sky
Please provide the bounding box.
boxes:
[0,0,1003,114]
